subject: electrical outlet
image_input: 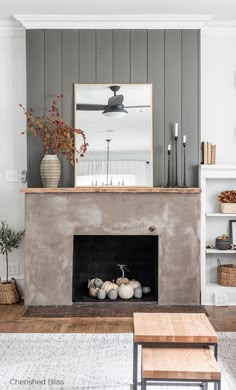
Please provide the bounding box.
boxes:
[8,262,19,276]
[6,170,18,183]
[215,292,228,306]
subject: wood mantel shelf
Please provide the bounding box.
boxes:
[21,187,201,194]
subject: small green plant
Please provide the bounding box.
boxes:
[0,221,24,282]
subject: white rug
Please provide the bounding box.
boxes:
[0,332,235,390]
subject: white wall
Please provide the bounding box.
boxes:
[0,27,27,295]
[201,29,236,164]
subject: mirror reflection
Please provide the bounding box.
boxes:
[74,84,153,187]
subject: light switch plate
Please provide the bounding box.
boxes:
[6,170,18,183]
[8,262,19,276]
[215,292,228,306]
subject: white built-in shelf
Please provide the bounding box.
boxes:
[206,249,236,254]
[206,282,236,291]
[206,213,236,217]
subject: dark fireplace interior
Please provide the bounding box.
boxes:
[73,235,158,302]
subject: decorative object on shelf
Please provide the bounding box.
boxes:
[174,123,180,187]
[116,264,129,286]
[218,191,236,213]
[167,144,171,187]
[142,286,151,294]
[201,141,216,165]
[40,154,61,187]
[230,220,236,245]
[182,135,188,188]
[134,287,142,299]
[0,221,24,305]
[217,259,236,287]
[20,95,88,188]
[118,283,134,299]
[97,289,106,300]
[215,234,232,250]
[108,289,118,300]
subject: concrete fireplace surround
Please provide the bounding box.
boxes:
[23,189,201,306]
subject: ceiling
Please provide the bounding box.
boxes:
[1,0,236,21]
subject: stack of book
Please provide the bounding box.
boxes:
[201,142,216,165]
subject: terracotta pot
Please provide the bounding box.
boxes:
[40,155,61,188]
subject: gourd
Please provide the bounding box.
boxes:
[118,283,134,299]
[102,280,119,293]
[129,279,141,290]
[89,287,99,298]
[142,286,151,294]
[116,264,129,286]
[108,289,118,300]
[134,287,142,299]
[88,278,103,289]
[97,289,106,300]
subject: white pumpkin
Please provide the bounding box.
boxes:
[102,281,119,293]
[89,287,99,298]
[88,278,103,289]
[129,279,141,289]
[118,283,134,299]
[116,277,129,286]
[116,264,130,286]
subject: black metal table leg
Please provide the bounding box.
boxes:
[133,340,138,390]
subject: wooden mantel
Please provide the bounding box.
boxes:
[21,187,201,194]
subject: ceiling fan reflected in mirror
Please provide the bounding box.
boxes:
[76,85,150,118]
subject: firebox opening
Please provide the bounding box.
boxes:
[73,235,158,302]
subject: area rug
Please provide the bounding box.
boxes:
[0,333,235,390]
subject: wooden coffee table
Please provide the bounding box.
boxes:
[133,312,218,390]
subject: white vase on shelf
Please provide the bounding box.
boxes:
[40,154,61,188]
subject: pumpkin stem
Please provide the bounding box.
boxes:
[117,264,130,278]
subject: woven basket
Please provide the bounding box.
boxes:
[0,278,19,304]
[217,260,236,287]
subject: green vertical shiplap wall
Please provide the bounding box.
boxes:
[26,29,200,187]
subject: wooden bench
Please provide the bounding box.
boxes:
[141,347,221,390]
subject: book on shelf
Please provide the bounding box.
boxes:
[201,141,216,165]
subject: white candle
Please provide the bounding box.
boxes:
[174,123,178,137]
[183,135,187,143]
[168,144,171,151]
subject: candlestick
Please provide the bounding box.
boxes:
[167,145,171,187]
[174,135,179,187]
[175,123,178,137]
[183,138,188,188]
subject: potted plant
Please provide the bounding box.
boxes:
[20,94,88,188]
[218,190,236,213]
[0,221,24,304]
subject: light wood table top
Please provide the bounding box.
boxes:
[133,313,218,343]
[142,347,221,380]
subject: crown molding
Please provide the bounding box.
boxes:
[0,17,25,37]
[203,20,236,32]
[14,14,213,30]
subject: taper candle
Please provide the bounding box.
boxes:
[168,144,171,151]
[183,135,187,144]
[174,123,178,137]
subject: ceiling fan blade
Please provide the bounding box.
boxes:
[108,95,124,107]
[124,105,151,109]
[76,103,106,111]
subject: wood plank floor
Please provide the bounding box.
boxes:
[0,305,235,333]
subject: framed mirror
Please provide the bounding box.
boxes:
[74,84,153,187]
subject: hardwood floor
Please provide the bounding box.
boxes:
[0,304,235,333]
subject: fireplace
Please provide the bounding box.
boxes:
[72,235,158,302]
[23,190,201,306]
